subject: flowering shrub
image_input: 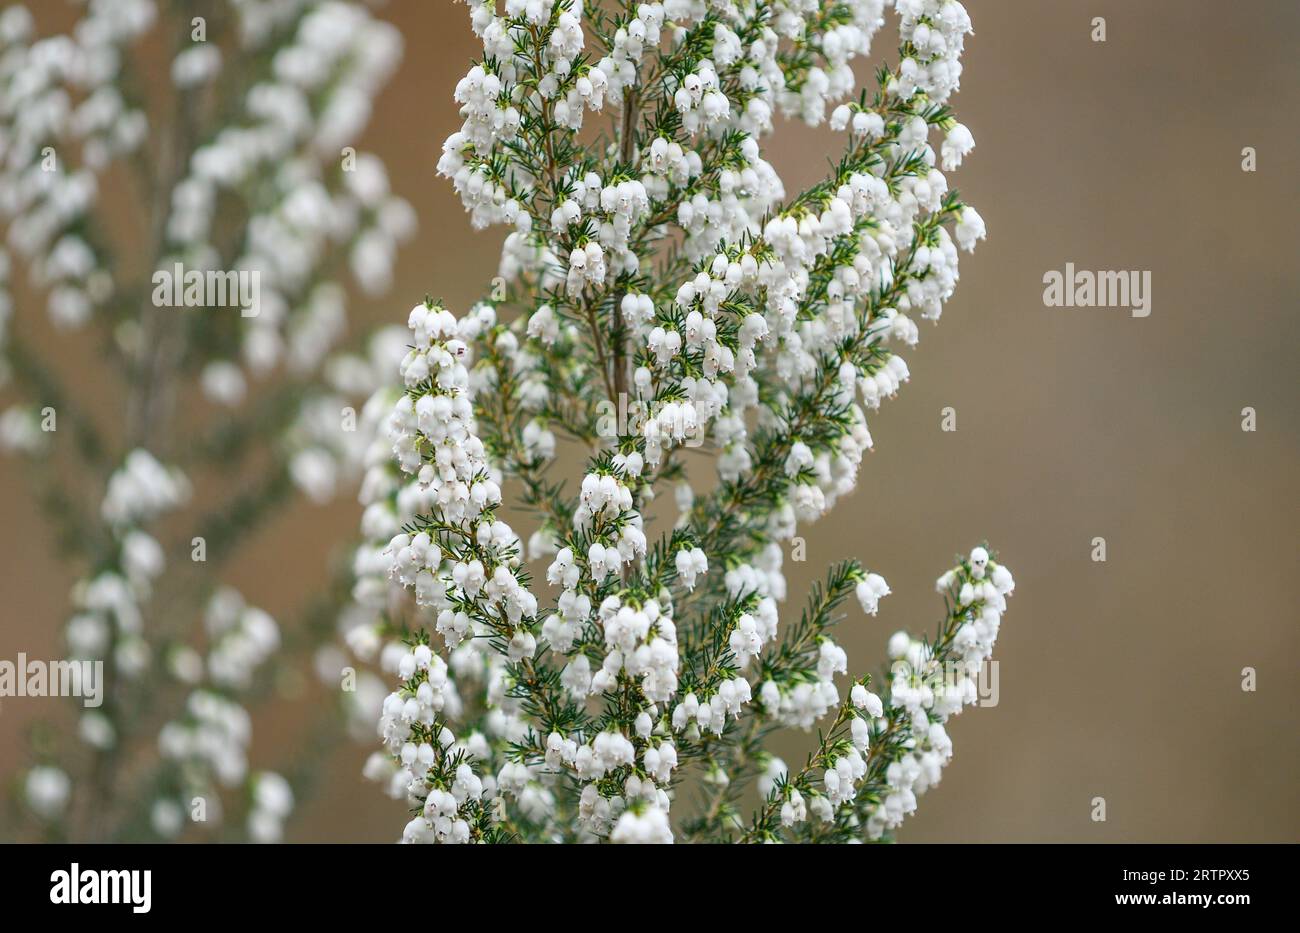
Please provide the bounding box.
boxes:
[1,0,1014,845]
[352,0,1013,843]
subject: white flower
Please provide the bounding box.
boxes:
[855,573,891,615]
[527,304,560,345]
[674,546,708,591]
[851,684,885,719]
[955,206,986,252]
[941,123,975,170]
[25,767,70,820]
[610,804,673,843]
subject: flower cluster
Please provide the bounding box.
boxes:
[862,548,1015,838]
[163,2,412,404]
[370,300,544,842]
[359,1,1012,844]
[0,1,151,330]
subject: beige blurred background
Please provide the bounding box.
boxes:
[2,1,1297,842]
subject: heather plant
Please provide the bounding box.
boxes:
[348,0,1015,844]
[0,0,412,841]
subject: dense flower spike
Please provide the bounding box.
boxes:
[361,0,1008,843]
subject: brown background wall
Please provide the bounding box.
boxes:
[2,1,1297,841]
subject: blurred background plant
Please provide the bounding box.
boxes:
[0,0,413,842]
